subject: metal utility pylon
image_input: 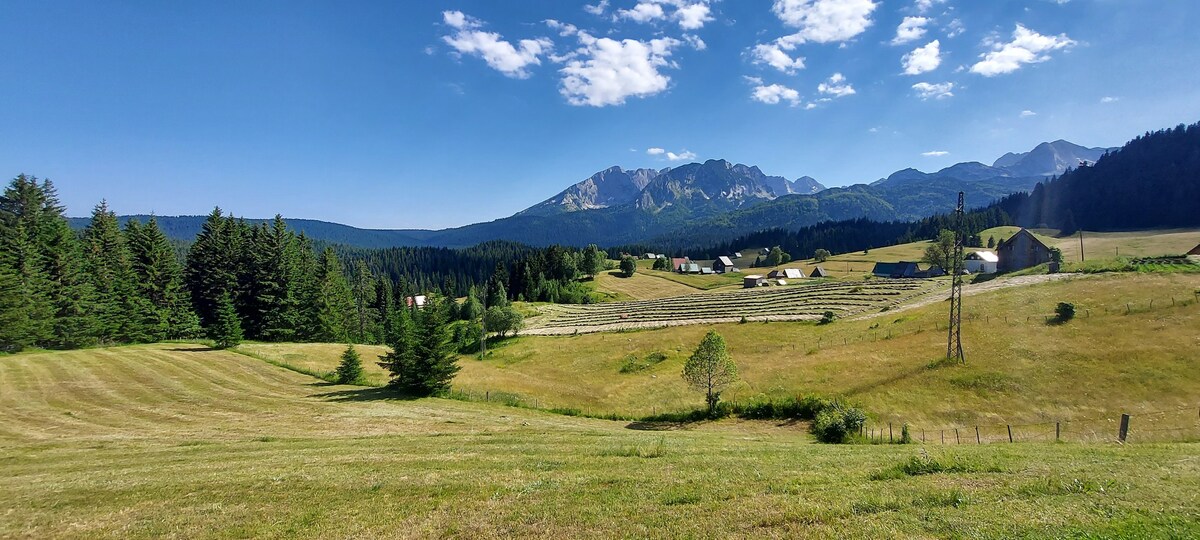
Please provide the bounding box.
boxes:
[947,191,966,364]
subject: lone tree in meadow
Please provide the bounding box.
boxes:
[922,229,960,272]
[210,292,243,349]
[580,244,604,279]
[335,344,364,384]
[813,248,831,263]
[619,255,637,277]
[682,331,739,413]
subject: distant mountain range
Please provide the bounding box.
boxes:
[75,139,1115,249]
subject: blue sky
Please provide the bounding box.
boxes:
[2,1,1199,229]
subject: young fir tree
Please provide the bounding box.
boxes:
[210,291,243,349]
[289,233,321,340]
[312,247,356,343]
[42,215,98,348]
[335,344,364,385]
[409,295,459,395]
[82,201,151,343]
[0,254,30,352]
[378,304,416,390]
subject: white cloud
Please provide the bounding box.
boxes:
[674,2,714,30]
[751,83,802,106]
[559,32,681,107]
[891,16,928,45]
[945,18,965,38]
[617,1,714,30]
[751,41,806,73]
[771,0,879,44]
[545,19,578,37]
[817,72,856,97]
[584,0,610,15]
[648,147,697,160]
[922,150,949,157]
[442,11,553,79]
[617,2,666,23]
[683,34,707,50]
[970,24,1075,77]
[912,81,954,99]
[1020,109,1037,118]
[1100,96,1119,103]
[914,0,946,14]
[902,40,941,75]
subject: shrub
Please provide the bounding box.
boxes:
[819,311,836,325]
[812,402,867,443]
[1054,302,1075,322]
[899,423,912,444]
[334,344,364,385]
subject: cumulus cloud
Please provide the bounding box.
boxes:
[817,72,856,97]
[617,2,666,23]
[945,18,965,38]
[751,41,806,73]
[914,0,946,13]
[617,1,714,30]
[648,147,697,160]
[1100,96,1118,103]
[1020,109,1037,118]
[584,0,609,15]
[683,34,707,50]
[902,40,942,75]
[922,150,949,157]
[771,0,879,44]
[891,16,928,45]
[912,81,954,100]
[970,24,1075,77]
[442,11,552,79]
[751,83,803,106]
[545,19,578,37]
[559,32,681,107]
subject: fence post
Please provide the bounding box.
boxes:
[1056,422,1060,442]
[921,430,925,443]
[889,423,893,443]
[975,426,981,444]
[486,390,489,402]
[941,430,944,444]
[1119,414,1130,443]
[1007,425,1014,443]
[955,428,960,444]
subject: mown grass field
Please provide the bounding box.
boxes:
[590,268,703,301]
[1,343,1198,538]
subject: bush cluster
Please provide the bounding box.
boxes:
[812,401,868,443]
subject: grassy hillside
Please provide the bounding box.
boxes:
[978,227,1200,262]
[2,344,1198,538]
[459,273,1200,427]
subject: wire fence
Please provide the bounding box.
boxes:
[863,405,1200,445]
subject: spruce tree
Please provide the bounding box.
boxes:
[43,216,98,348]
[252,216,298,341]
[0,257,30,352]
[211,292,243,349]
[290,233,321,340]
[0,175,56,346]
[379,304,416,389]
[350,260,379,344]
[335,344,364,384]
[128,217,200,340]
[312,247,356,342]
[410,295,458,395]
[82,201,147,343]
[185,208,238,330]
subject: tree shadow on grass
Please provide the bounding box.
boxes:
[163,346,218,352]
[625,421,691,431]
[313,386,421,402]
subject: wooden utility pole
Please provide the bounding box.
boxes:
[1079,230,1085,262]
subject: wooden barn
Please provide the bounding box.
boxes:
[997,229,1052,272]
[767,268,804,279]
[1188,243,1200,256]
[743,275,765,288]
[679,263,701,274]
[713,256,736,273]
[671,257,689,271]
[872,261,919,278]
[810,266,828,278]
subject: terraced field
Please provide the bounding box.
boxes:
[529,279,938,334]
